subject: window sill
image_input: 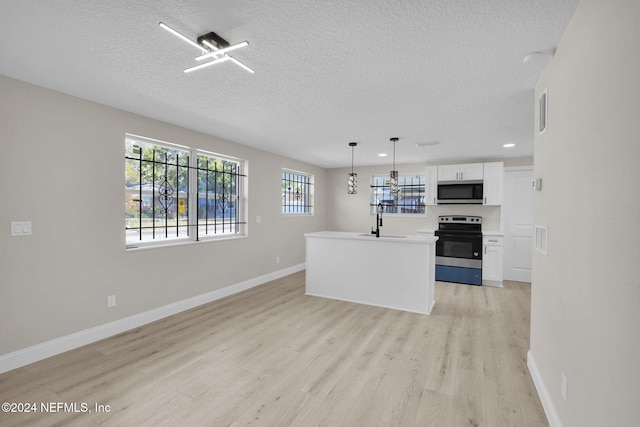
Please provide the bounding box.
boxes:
[369,213,427,218]
[126,234,247,251]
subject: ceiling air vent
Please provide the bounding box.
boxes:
[535,225,549,255]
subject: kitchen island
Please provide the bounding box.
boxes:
[305,231,438,314]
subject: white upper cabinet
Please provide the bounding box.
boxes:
[483,162,504,205]
[437,165,459,182]
[430,161,503,206]
[437,163,484,182]
[425,166,438,205]
[459,163,484,181]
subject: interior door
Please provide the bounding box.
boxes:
[503,167,533,282]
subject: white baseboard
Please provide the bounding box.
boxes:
[482,280,504,288]
[527,350,562,427]
[0,264,305,375]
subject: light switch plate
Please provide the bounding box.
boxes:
[107,295,116,308]
[11,221,32,236]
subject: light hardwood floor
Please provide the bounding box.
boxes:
[0,272,547,426]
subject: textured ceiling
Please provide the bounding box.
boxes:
[0,0,577,168]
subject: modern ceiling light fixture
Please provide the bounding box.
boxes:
[195,40,249,61]
[159,22,254,74]
[159,22,206,52]
[389,137,399,196]
[184,56,231,73]
[348,142,358,194]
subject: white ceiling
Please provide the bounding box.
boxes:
[0,0,577,168]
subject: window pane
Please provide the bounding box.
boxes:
[125,138,190,245]
[370,173,425,215]
[282,170,313,214]
[197,154,242,237]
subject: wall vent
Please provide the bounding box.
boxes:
[539,88,548,135]
[535,225,549,255]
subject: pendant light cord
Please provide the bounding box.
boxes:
[391,137,398,171]
[351,145,354,173]
[349,142,357,174]
[393,139,396,171]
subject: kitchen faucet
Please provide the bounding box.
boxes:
[371,202,383,238]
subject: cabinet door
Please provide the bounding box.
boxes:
[459,163,484,181]
[437,164,461,181]
[425,166,438,205]
[483,162,504,205]
[482,245,504,282]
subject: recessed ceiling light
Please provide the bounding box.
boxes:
[503,143,516,148]
[378,153,388,157]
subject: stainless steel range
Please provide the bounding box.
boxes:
[434,215,483,286]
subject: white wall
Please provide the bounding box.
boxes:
[530,0,640,425]
[0,75,326,357]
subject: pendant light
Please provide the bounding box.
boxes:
[389,137,399,196]
[348,142,358,194]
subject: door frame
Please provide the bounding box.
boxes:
[503,166,534,282]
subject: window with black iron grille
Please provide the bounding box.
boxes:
[282,169,313,214]
[125,135,246,248]
[370,173,426,215]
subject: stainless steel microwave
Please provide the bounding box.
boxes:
[437,181,483,204]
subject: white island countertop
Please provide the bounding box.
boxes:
[305,231,438,314]
[305,231,438,244]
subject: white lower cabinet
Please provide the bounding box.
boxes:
[482,235,503,287]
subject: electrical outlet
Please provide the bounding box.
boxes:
[561,373,568,400]
[107,295,116,308]
[276,256,280,264]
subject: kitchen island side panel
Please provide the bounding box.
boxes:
[305,233,436,314]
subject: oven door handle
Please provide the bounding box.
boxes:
[435,232,482,237]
